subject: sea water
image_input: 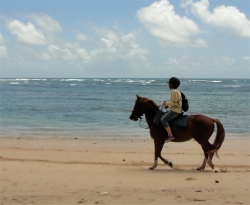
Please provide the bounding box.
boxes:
[0,78,249,138]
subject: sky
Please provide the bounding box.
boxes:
[0,0,250,78]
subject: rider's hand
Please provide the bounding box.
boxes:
[163,101,168,108]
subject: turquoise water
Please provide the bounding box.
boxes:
[0,78,249,138]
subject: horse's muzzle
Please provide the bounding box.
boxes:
[129,114,138,121]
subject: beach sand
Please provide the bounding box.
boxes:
[1,136,249,205]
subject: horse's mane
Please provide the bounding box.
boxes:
[139,97,159,110]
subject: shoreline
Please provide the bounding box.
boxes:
[1,136,250,204]
[1,131,249,139]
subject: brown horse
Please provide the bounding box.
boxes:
[129,95,225,171]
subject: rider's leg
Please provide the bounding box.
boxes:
[165,126,173,137]
[161,110,179,140]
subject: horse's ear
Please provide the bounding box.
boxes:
[136,95,140,99]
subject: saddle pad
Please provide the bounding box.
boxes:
[153,109,165,124]
[171,115,189,128]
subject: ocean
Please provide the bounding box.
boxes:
[0,78,249,138]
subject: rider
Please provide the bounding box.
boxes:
[161,77,182,142]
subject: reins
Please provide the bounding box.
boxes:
[138,104,165,129]
[139,116,149,129]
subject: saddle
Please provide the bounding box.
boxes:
[153,110,188,129]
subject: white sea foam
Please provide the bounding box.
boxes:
[16,78,29,81]
[189,79,222,83]
[61,79,85,82]
[208,80,222,83]
[15,78,47,81]
[189,80,207,82]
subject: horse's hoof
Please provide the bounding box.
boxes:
[149,167,155,170]
[169,162,173,168]
[196,167,204,171]
[207,160,214,169]
[208,163,214,170]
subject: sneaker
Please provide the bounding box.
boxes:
[164,136,175,143]
[169,136,175,141]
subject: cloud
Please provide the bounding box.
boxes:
[76,32,87,41]
[182,0,250,38]
[76,48,92,62]
[194,38,208,48]
[92,26,119,42]
[0,46,8,58]
[47,44,77,60]
[0,33,8,57]
[137,0,201,46]
[222,56,235,65]
[30,13,62,33]
[7,20,46,45]
[0,33,5,44]
[87,30,147,61]
[121,33,148,59]
[243,56,250,60]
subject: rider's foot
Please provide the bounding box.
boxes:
[164,135,175,143]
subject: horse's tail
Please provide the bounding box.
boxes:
[210,119,225,158]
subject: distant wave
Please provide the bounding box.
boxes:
[60,79,86,82]
[16,78,47,81]
[189,80,222,83]
[109,79,155,84]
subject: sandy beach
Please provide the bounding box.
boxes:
[1,136,249,205]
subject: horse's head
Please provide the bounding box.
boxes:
[129,95,153,121]
[129,95,145,121]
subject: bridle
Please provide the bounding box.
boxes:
[131,103,165,129]
[130,102,147,128]
[131,110,148,129]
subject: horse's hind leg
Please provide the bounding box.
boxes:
[207,153,215,169]
[197,156,208,171]
[197,142,214,170]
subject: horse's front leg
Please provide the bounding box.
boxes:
[150,139,173,170]
[149,139,161,170]
[159,155,173,168]
[149,159,158,170]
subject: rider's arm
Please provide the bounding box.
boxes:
[163,90,181,107]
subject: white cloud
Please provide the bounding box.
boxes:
[194,38,208,48]
[137,0,201,46]
[92,26,119,42]
[222,56,234,65]
[76,48,92,62]
[87,32,147,61]
[7,20,46,45]
[182,0,250,38]
[121,33,136,42]
[76,32,87,41]
[30,13,62,33]
[99,38,117,55]
[243,56,250,60]
[101,38,115,49]
[0,33,5,44]
[39,52,51,60]
[47,44,77,60]
[0,46,8,58]
[121,33,148,59]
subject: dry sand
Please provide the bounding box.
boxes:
[1,136,249,205]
